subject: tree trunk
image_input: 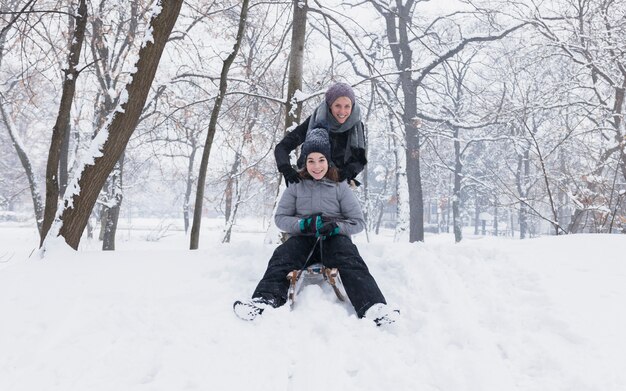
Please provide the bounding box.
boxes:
[222,159,242,244]
[1,11,38,221]
[102,155,124,250]
[474,191,480,235]
[527,122,562,235]
[224,152,241,227]
[183,143,197,234]
[404,90,425,243]
[516,147,531,239]
[452,126,462,243]
[42,0,184,251]
[376,2,424,242]
[0,2,46,236]
[190,0,249,249]
[59,122,70,195]
[0,103,44,235]
[394,132,410,241]
[493,195,499,236]
[90,1,141,249]
[396,9,424,243]
[567,209,584,234]
[40,0,87,245]
[265,0,307,245]
[285,0,307,129]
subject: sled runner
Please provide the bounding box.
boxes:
[287,263,346,306]
[286,235,347,306]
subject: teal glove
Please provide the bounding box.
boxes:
[299,214,323,234]
[316,222,339,239]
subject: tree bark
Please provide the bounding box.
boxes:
[43,0,184,251]
[40,0,87,245]
[102,155,123,250]
[190,0,249,249]
[222,153,242,244]
[284,0,307,129]
[183,141,197,234]
[59,121,70,195]
[393,129,410,241]
[403,86,425,242]
[516,146,531,239]
[224,151,241,224]
[452,125,463,243]
[474,190,480,235]
[526,122,563,235]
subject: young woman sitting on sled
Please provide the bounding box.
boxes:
[234,128,399,326]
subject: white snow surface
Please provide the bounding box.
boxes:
[0,225,624,391]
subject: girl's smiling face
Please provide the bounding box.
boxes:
[306,152,328,180]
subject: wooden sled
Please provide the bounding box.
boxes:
[287,263,346,306]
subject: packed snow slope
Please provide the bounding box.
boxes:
[0,226,624,391]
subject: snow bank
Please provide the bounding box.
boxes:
[0,229,624,391]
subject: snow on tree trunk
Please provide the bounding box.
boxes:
[394,135,409,242]
[102,157,123,250]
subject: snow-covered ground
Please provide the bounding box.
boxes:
[0,222,624,391]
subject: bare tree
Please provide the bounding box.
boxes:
[531,0,626,232]
[89,0,145,250]
[190,0,250,250]
[263,0,309,245]
[1,0,85,236]
[1,6,42,225]
[41,0,185,251]
[367,0,528,242]
[0,100,44,233]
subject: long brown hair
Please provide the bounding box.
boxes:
[298,165,340,182]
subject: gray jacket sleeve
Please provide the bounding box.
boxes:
[274,185,302,235]
[335,182,365,236]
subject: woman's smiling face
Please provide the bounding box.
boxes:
[329,96,352,124]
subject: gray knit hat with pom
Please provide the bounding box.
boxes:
[325,82,355,106]
[301,128,331,162]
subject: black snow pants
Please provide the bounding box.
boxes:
[252,235,386,318]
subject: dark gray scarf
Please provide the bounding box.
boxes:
[307,101,365,163]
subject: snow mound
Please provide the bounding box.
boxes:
[0,232,624,391]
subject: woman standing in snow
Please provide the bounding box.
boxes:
[275,82,367,186]
[234,128,399,326]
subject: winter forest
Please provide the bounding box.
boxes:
[2,0,625,252]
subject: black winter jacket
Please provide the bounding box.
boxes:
[274,116,367,181]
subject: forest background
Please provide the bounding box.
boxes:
[1,0,625,252]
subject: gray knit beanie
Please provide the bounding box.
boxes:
[301,128,331,162]
[325,82,355,107]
